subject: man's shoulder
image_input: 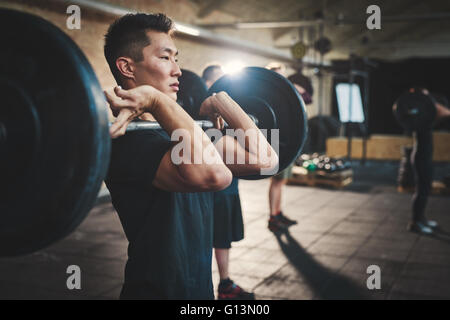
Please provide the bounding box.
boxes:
[110,129,171,159]
[106,129,172,184]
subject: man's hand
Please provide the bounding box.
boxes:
[293,83,306,94]
[104,85,159,138]
[198,92,227,130]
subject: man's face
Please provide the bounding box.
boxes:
[133,31,182,101]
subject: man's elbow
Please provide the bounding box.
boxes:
[206,167,233,191]
[268,152,279,171]
[256,151,279,172]
[182,166,232,192]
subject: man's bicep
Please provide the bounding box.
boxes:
[152,148,232,192]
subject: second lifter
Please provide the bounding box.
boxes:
[202,64,254,300]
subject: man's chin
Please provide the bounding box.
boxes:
[169,92,178,101]
[160,90,178,101]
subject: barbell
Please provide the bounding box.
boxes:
[0,9,307,256]
[129,66,307,176]
[128,69,260,130]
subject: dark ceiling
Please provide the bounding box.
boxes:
[189,0,450,61]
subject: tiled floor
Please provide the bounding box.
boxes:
[1,166,450,299]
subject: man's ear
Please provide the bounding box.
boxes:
[116,57,135,80]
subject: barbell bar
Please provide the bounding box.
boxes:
[121,115,259,131]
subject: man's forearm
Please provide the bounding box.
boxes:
[151,89,225,166]
[212,92,257,133]
[212,92,276,159]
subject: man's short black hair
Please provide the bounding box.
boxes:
[104,13,174,85]
[202,65,222,82]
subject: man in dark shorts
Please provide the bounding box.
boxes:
[405,88,450,234]
[202,65,254,300]
[103,13,278,299]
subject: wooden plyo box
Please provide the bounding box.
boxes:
[326,133,450,161]
[287,166,353,189]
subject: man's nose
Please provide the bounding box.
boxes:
[173,62,182,77]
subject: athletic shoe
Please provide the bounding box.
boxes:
[277,212,297,226]
[268,215,288,232]
[426,220,438,228]
[218,279,255,300]
[407,221,433,235]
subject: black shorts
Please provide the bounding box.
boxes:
[213,193,244,249]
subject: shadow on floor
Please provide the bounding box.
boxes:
[426,228,450,244]
[274,230,370,300]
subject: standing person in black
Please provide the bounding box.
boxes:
[103,13,278,299]
[202,64,254,300]
[405,88,450,234]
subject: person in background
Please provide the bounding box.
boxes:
[265,62,313,232]
[202,64,255,300]
[405,88,450,234]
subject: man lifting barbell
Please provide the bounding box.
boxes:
[103,13,278,299]
[393,88,450,235]
[0,9,307,296]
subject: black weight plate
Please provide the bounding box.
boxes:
[394,91,437,131]
[177,69,208,119]
[0,9,110,256]
[208,67,308,179]
[0,78,41,197]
